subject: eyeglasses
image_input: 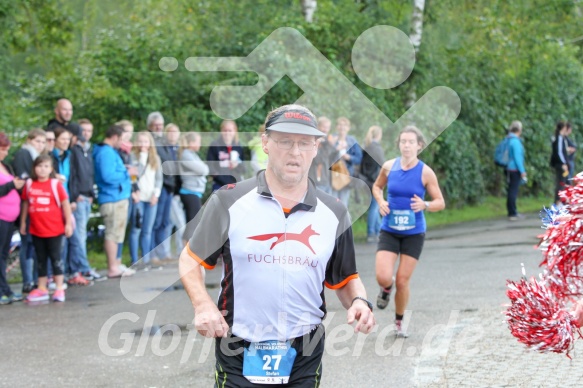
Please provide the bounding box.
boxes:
[46,138,55,142]
[269,137,316,151]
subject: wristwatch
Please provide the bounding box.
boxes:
[351,296,373,312]
[424,201,430,210]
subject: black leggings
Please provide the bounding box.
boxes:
[180,194,202,243]
[0,220,15,297]
[32,235,64,277]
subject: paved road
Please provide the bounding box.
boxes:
[2,213,583,387]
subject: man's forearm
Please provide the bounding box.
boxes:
[336,278,368,310]
[178,249,215,310]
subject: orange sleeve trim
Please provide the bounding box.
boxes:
[325,273,359,290]
[186,245,216,270]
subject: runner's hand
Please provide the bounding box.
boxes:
[194,302,230,338]
[411,194,425,213]
[347,301,376,334]
[378,200,390,217]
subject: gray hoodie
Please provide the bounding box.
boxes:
[179,149,209,194]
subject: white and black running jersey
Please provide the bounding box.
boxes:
[187,171,358,342]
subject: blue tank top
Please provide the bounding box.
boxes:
[381,158,427,235]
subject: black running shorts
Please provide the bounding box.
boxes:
[377,230,425,260]
[214,325,325,387]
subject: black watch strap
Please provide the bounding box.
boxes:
[351,296,373,312]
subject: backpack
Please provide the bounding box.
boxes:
[494,136,511,168]
[24,178,76,229]
[330,159,351,191]
[25,178,63,207]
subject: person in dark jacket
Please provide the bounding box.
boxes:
[67,122,98,283]
[206,120,246,192]
[360,125,385,242]
[565,122,577,181]
[550,121,570,206]
[151,123,181,261]
[308,117,338,194]
[11,128,46,293]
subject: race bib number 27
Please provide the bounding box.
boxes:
[243,340,297,385]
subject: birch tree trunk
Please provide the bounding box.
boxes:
[406,0,426,108]
[300,0,317,23]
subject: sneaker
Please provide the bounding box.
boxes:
[0,295,12,305]
[27,288,49,302]
[133,262,152,271]
[395,320,409,338]
[10,293,23,302]
[83,269,105,282]
[53,289,66,302]
[48,281,68,291]
[377,288,391,309]
[68,273,93,286]
[22,283,37,294]
[376,277,395,309]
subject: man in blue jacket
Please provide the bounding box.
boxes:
[93,125,136,278]
[506,121,526,221]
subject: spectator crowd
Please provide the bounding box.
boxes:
[0,98,388,305]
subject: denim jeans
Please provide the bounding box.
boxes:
[19,221,37,285]
[68,197,91,273]
[129,201,158,264]
[333,187,351,207]
[61,199,91,275]
[568,160,575,181]
[151,187,173,259]
[367,196,381,237]
[506,170,521,217]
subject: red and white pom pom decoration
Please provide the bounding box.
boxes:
[538,172,583,298]
[538,216,583,299]
[506,277,581,356]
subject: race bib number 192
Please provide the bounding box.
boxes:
[389,209,416,231]
[243,340,297,385]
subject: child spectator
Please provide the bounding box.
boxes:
[20,154,73,302]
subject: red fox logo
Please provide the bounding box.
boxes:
[247,225,320,254]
